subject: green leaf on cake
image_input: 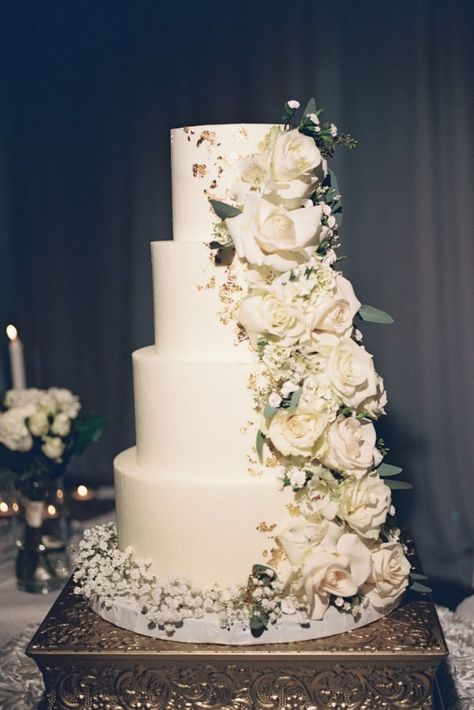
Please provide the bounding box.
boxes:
[410,572,429,581]
[384,479,413,490]
[256,430,265,463]
[287,388,302,413]
[208,199,241,220]
[410,581,432,594]
[377,463,403,477]
[263,403,278,419]
[209,238,233,250]
[326,170,343,228]
[359,305,394,324]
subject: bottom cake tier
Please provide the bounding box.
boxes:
[114,447,294,590]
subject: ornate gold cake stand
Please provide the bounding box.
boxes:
[27,573,448,709]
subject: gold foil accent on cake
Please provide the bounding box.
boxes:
[267,539,287,568]
[192,163,207,178]
[197,275,216,291]
[231,126,249,143]
[256,522,277,533]
[196,130,216,147]
[265,455,279,469]
[218,263,243,325]
[235,324,249,345]
[183,126,195,142]
[287,503,301,518]
[247,373,257,390]
[240,419,254,434]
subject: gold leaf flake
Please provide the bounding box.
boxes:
[256,522,277,533]
[267,539,287,568]
[196,130,216,147]
[265,454,279,469]
[286,503,301,518]
[192,163,207,178]
[248,467,262,478]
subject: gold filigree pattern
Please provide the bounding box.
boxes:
[27,577,447,709]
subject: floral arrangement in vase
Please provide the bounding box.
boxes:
[0,387,104,592]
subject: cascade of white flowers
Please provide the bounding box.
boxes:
[210,99,412,619]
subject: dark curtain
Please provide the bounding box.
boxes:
[0,0,473,587]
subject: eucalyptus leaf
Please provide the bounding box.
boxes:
[302,97,317,118]
[377,463,403,477]
[326,170,343,228]
[410,572,429,581]
[209,199,241,220]
[256,430,265,463]
[209,239,232,250]
[287,388,302,413]
[263,403,278,419]
[410,581,432,594]
[359,304,394,325]
[252,563,276,579]
[384,480,413,490]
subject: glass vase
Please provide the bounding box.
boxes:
[16,490,71,594]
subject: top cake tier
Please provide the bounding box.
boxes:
[171,124,276,242]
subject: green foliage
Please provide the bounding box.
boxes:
[208,199,241,220]
[73,415,106,456]
[256,430,265,463]
[384,480,413,490]
[377,463,403,477]
[287,388,302,413]
[410,581,432,594]
[359,305,394,325]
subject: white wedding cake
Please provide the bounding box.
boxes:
[77,100,412,644]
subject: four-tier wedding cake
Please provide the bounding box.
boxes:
[75,100,412,644]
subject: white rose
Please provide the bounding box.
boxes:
[48,388,81,419]
[358,374,388,418]
[226,194,329,272]
[237,287,307,348]
[318,414,382,477]
[0,404,35,451]
[28,410,49,437]
[266,129,324,203]
[4,388,43,409]
[51,412,71,437]
[266,406,328,457]
[278,520,341,567]
[41,436,65,461]
[310,275,361,336]
[301,373,339,421]
[326,339,378,408]
[363,542,411,610]
[339,474,391,538]
[300,533,371,619]
[299,468,339,521]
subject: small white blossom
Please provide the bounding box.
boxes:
[268,392,282,408]
[287,99,300,109]
[308,112,319,125]
[330,123,338,137]
[334,596,344,607]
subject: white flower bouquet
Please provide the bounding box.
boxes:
[0,387,104,500]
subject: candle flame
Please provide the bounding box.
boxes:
[47,504,57,516]
[6,324,18,341]
[56,489,64,499]
[0,501,8,513]
[12,502,19,513]
[77,485,89,497]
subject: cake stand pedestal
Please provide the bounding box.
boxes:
[27,577,447,709]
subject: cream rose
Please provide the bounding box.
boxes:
[41,436,65,461]
[298,467,339,521]
[266,129,324,204]
[339,474,391,538]
[28,410,49,437]
[266,406,329,457]
[310,275,361,336]
[363,541,411,610]
[318,414,382,477]
[226,195,328,272]
[237,288,307,348]
[278,521,337,567]
[51,412,71,437]
[358,374,387,418]
[0,404,35,451]
[301,533,371,619]
[326,339,378,408]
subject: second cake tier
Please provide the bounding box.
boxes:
[134,347,258,478]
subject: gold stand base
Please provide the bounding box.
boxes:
[27,574,448,709]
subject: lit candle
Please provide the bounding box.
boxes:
[6,325,26,390]
[71,484,94,501]
[46,504,59,519]
[0,501,11,517]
